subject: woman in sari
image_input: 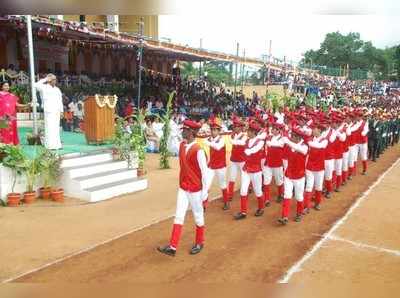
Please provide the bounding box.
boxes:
[0,81,28,145]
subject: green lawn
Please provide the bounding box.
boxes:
[18,128,112,158]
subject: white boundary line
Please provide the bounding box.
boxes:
[1,193,224,283]
[278,157,400,283]
[328,235,400,257]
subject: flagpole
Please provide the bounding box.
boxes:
[26,15,38,135]
[136,18,144,111]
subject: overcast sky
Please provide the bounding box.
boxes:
[159,0,400,64]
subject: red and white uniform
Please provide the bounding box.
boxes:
[300,124,312,137]
[239,136,265,214]
[349,121,361,170]
[257,128,268,168]
[282,125,291,170]
[304,135,327,209]
[204,135,229,203]
[322,127,336,187]
[262,134,285,202]
[334,124,347,178]
[281,138,308,218]
[229,131,247,184]
[169,141,208,250]
[342,123,351,178]
[355,120,369,171]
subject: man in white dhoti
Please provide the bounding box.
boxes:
[34,74,63,150]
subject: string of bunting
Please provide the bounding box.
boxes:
[142,67,177,78]
[95,94,118,109]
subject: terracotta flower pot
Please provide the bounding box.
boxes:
[23,191,37,204]
[40,187,52,200]
[137,168,146,177]
[7,193,21,207]
[51,188,64,203]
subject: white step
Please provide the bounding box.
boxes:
[17,120,44,128]
[84,177,148,202]
[61,152,113,168]
[74,168,137,189]
[63,160,131,179]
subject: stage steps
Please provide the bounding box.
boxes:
[60,151,148,202]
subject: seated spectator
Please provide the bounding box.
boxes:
[6,64,17,77]
[145,119,160,153]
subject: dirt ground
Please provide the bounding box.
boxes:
[0,154,226,282]
[288,156,400,283]
[15,144,400,283]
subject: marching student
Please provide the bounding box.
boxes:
[234,120,265,220]
[348,113,362,178]
[278,128,309,224]
[341,115,352,184]
[227,116,247,209]
[333,117,347,191]
[304,122,328,213]
[157,120,208,256]
[262,121,285,207]
[322,119,336,198]
[355,112,369,175]
[204,118,229,210]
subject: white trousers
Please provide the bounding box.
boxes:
[262,165,284,186]
[357,143,368,161]
[342,151,349,172]
[348,145,358,167]
[229,161,245,182]
[207,167,227,190]
[284,176,305,202]
[335,158,343,176]
[240,171,263,197]
[305,170,324,192]
[174,188,204,226]
[324,159,334,180]
[44,112,62,150]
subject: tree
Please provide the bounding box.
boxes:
[301,31,400,80]
[394,45,400,80]
[180,61,197,79]
[203,61,234,85]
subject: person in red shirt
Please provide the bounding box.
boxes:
[333,118,347,192]
[262,121,285,207]
[227,116,247,209]
[348,112,362,178]
[278,128,309,225]
[204,118,228,210]
[234,120,265,220]
[322,120,336,198]
[341,116,352,184]
[355,112,369,175]
[157,120,208,256]
[304,123,328,213]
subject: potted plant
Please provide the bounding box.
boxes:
[37,148,59,200]
[112,116,145,171]
[112,117,130,162]
[1,145,25,207]
[46,152,63,202]
[130,111,147,175]
[22,155,42,204]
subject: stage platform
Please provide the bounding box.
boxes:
[18,128,112,158]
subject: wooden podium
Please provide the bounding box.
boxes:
[84,95,116,144]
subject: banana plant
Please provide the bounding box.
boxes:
[159,91,176,169]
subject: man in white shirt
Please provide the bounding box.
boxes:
[34,74,64,150]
